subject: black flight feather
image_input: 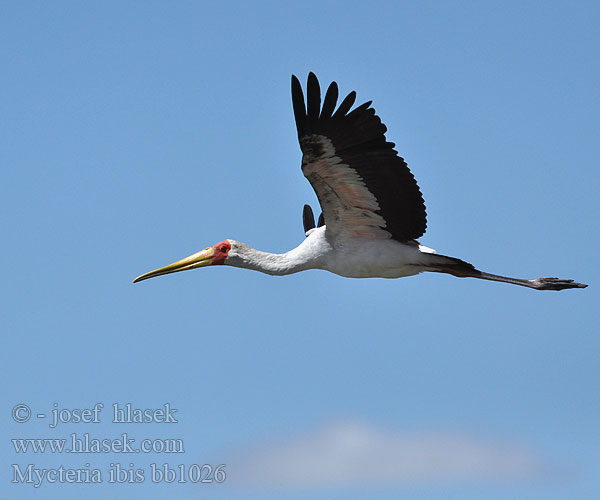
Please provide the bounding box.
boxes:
[302,204,315,234]
[291,75,307,138]
[320,82,338,121]
[306,73,321,130]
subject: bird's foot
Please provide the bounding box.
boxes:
[530,277,588,291]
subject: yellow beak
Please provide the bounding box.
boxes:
[133,247,215,283]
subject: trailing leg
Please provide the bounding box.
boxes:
[422,254,587,291]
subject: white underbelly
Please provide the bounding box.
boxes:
[323,241,427,279]
[328,264,422,279]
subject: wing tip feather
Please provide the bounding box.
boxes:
[291,74,307,137]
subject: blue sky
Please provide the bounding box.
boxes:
[2,1,598,499]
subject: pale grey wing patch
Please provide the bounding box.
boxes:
[301,135,390,240]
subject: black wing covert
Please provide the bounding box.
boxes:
[291,72,427,241]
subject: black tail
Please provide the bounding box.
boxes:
[424,254,477,277]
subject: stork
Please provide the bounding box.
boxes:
[134,73,586,291]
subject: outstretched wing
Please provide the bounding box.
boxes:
[291,73,427,241]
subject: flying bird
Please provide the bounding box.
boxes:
[134,73,586,291]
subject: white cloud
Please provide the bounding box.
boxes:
[231,420,551,488]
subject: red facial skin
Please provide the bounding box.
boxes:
[211,240,231,265]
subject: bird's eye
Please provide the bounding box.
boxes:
[220,245,228,253]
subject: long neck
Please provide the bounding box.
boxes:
[228,237,327,276]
